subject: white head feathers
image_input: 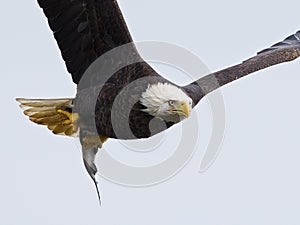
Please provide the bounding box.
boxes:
[140,82,192,122]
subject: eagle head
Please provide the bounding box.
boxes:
[140,82,193,123]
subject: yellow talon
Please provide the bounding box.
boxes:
[57,109,79,125]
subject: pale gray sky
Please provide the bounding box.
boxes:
[1,0,300,225]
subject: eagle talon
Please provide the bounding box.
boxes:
[57,109,79,125]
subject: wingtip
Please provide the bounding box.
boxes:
[89,175,102,206]
[91,175,102,206]
[83,155,102,206]
[257,30,300,55]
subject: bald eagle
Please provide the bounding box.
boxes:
[17,0,300,203]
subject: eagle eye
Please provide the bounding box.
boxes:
[168,100,175,106]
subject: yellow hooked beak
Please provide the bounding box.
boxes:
[170,101,191,118]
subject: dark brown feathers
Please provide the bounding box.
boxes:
[258,31,300,54]
[37,0,135,84]
[184,31,300,104]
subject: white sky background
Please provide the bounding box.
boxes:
[1,0,300,224]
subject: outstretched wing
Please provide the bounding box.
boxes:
[258,31,300,54]
[37,0,136,84]
[182,31,300,173]
[184,30,300,104]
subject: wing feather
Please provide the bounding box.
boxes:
[258,31,300,54]
[37,0,136,84]
[184,31,300,104]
